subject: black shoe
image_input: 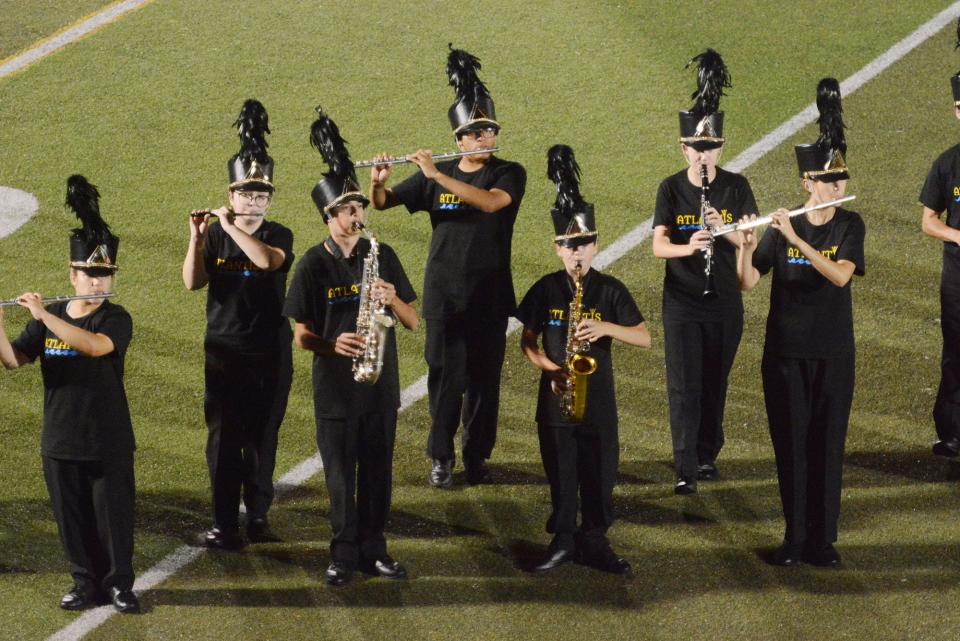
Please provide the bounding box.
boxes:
[59,585,103,611]
[361,555,407,580]
[532,548,575,573]
[674,476,697,495]
[465,458,492,485]
[696,462,719,481]
[767,543,803,567]
[246,517,280,543]
[202,526,244,550]
[580,546,631,575]
[325,562,353,587]
[109,587,140,613]
[428,458,454,489]
[933,438,960,458]
[803,543,841,568]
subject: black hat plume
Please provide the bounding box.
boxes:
[309,106,368,217]
[815,77,846,156]
[310,106,359,185]
[686,48,731,116]
[66,175,110,245]
[548,145,596,245]
[234,99,271,165]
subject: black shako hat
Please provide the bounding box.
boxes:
[309,106,369,221]
[678,49,731,150]
[548,145,598,248]
[227,99,274,192]
[951,17,960,104]
[446,45,500,136]
[66,175,119,271]
[795,78,849,182]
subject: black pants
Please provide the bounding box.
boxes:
[204,344,292,531]
[762,353,854,547]
[425,315,508,462]
[316,411,397,567]
[662,309,743,479]
[538,422,618,552]
[43,454,135,592]
[934,279,960,442]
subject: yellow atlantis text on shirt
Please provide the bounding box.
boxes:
[547,307,603,322]
[45,337,72,351]
[214,257,262,273]
[328,283,361,300]
[439,193,463,205]
[673,209,735,226]
[787,245,838,260]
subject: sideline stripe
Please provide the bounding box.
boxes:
[46,4,960,639]
[0,0,154,80]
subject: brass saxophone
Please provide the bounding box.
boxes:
[560,262,597,421]
[352,222,396,384]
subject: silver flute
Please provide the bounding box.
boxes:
[711,195,856,238]
[0,293,115,308]
[354,147,499,169]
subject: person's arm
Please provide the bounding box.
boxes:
[371,279,418,331]
[736,215,762,291]
[652,225,712,259]
[771,211,855,287]
[407,150,512,213]
[369,156,401,210]
[922,206,960,244]
[16,294,115,357]
[182,211,210,290]
[293,322,366,358]
[0,308,30,369]
[213,209,286,271]
[574,319,651,348]
[520,327,568,396]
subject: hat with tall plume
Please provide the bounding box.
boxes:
[227,99,274,192]
[678,49,731,151]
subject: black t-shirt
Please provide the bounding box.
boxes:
[653,167,758,318]
[203,220,294,354]
[752,208,866,359]
[392,156,526,319]
[516,269,643,427]
[13,300,134,460]
[282,237,416,420]
[919,143,960,289]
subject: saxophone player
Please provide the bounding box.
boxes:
[284,109,418,587]
[517,146,650,575]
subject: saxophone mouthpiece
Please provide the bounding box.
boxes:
[352,221,365,231]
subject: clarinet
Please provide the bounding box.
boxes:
[699,164,717,298]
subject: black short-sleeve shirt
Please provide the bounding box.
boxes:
[516,269,643,427]
[653,167,758,318]
[203,219,294,354]
[391,157,526,319]
[752,207,866,359]
[920,144,960,287]
[13,300,134,460]
[282,238,416,420]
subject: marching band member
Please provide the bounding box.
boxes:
[370,46,526,488]
[738,79,865,567]
[182,99,294,549]
[284,109,417,587]
[652,49,758,495]
[0,176,139,612]
[921,19,960,460]
[518,146,649,574]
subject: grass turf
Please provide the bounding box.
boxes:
[1,1,960,639]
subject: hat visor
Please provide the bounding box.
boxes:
[324,192,371,215]
[70,263,118,276]
[554,232,598,249]
[454,119,501,136]
[681,139,724,151]
[805,170,850,183]
[229,179,275,193]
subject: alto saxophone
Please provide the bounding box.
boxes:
[352,222,396,384]
[560,262,598,421]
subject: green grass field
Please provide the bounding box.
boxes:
[2,1,960,639]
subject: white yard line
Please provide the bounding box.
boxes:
[0,0,154,80]
[47,2,960,638]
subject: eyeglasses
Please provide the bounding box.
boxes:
[235,191,271,206]
[459,127,499,140]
